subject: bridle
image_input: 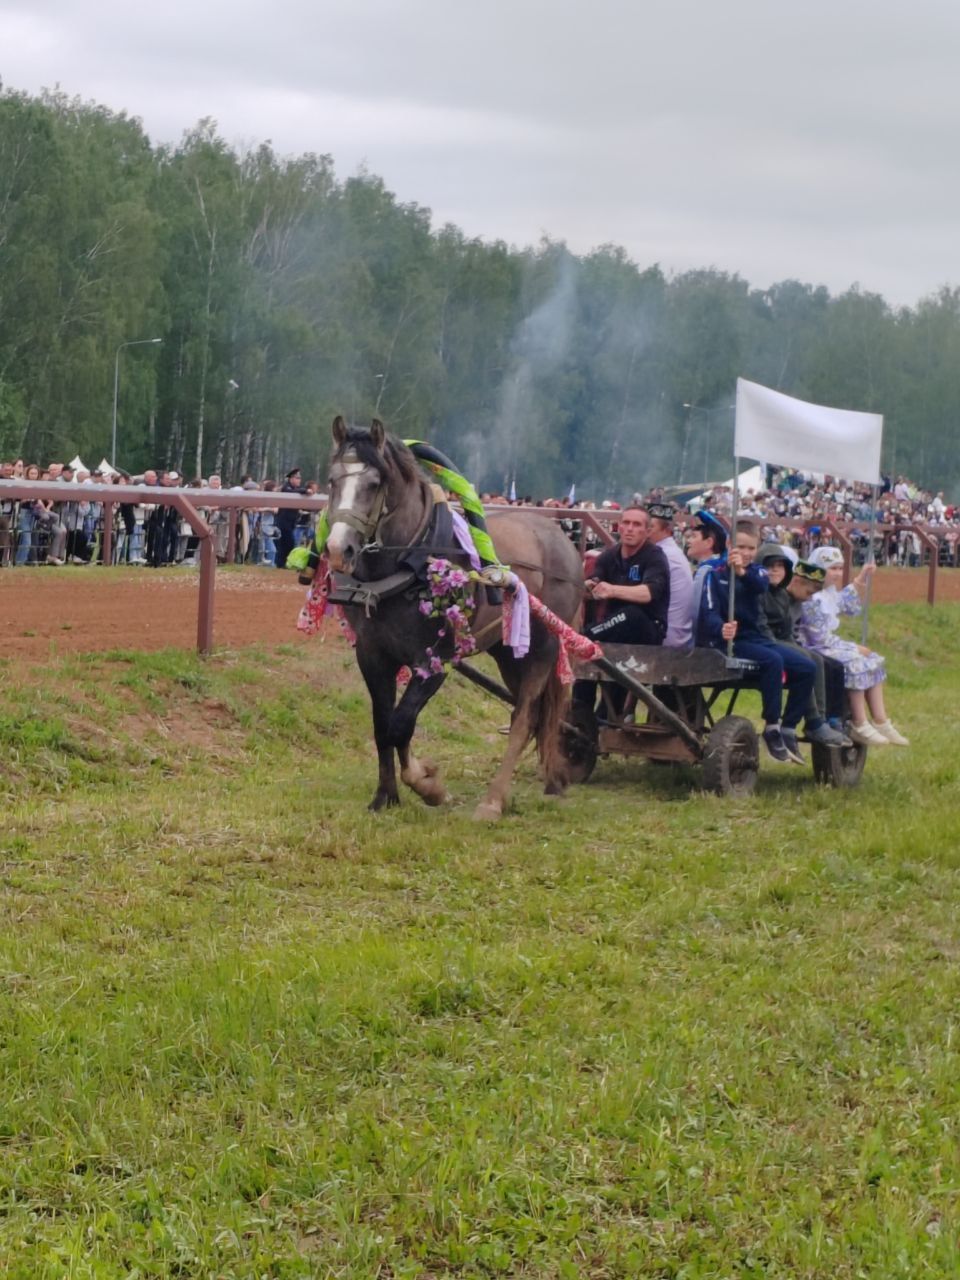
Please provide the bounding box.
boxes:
[326,448,438,561]
[326,451,391,550]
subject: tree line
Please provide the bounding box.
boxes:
[1,84,958,499]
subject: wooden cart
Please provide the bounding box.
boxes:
[560,643,868,796]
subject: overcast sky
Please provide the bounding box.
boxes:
[2,0,957,307]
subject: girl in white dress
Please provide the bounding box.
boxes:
[798,546,908,747]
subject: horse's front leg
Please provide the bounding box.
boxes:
[357,648,402,811]
[392,671,449,806]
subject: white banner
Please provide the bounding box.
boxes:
[734,378,883,485]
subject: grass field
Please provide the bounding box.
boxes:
[1,602,959,1278]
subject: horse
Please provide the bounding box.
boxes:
[323,417,584,820]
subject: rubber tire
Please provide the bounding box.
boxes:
[702,715,760,796]
[811,739,867,787]
[561,703,599,784]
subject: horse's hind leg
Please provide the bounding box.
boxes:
[538,667,569,797]
[474,683,540,821]
[391,672,448,806]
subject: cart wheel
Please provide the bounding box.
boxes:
[561,703,599,784]
[702,715,759,796]
[811,739,867,787]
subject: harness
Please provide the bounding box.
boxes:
[319,440,504,611]
[326,568,421,612]
[325,482,465,613]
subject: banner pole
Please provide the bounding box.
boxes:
[727,457,740,658]
[860,483,878,644]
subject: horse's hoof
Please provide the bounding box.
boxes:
[419,786,449,807]
[473,800,503,822]
[369,792,400,811]
[400,758,448,806]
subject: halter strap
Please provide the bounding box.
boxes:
[325,450,390,542]
[326,482,388,542]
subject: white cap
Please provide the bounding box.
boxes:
[807,545,844,570]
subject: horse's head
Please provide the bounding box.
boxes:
[325,416,394,573]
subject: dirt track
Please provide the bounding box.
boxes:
[0,566,313,660]
[0,564,956,663]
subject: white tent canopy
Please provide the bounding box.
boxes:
[722,463,765,494]
[684,464,765,509]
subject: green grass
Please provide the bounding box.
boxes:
[0,603,958,1277]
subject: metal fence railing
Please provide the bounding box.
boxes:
[1,481,955,652]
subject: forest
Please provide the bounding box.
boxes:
[2,84,959,499]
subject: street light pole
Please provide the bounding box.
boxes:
[682,403,710,487]
[683,402,735,488]
[112,338,162,467]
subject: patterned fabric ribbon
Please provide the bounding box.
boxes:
[502,587,602,684]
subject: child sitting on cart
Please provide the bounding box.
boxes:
[688,515,816,765]
[756,543,850,748]
[796,545,908,748]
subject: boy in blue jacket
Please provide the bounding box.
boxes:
[695,520,816,764]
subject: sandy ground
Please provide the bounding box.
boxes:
[0,566,314,660]
[0,564,955,662]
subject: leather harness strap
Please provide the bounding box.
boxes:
[326,569,419,613]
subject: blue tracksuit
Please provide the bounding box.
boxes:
[697,561,815,729]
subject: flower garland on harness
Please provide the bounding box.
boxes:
[413,558,477,679]
[297,552,479,682]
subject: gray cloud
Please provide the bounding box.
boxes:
[1,0,958,304]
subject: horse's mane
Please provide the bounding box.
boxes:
[336,426,421,488]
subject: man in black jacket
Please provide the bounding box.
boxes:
[583,506,670,645]
[574,506,670,715]
[274,467,303,569]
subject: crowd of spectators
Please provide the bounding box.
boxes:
[672,471,960,567]
[689,470,954,525]
[0,459,322,569]
[1,455,955,571]
[482,471,959,566]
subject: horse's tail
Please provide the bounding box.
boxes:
[536,647,570,794]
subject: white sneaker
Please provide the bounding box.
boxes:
[848,721,889,747]
[873,720,909,746]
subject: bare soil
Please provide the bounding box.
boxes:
[0,566,313,660]
[0,564,955,663]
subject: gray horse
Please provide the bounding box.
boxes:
[324,418,584,820]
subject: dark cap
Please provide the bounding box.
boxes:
[646,501,676,521]
[793,560,826,583]
[285,467,301,479]
[693,509,727,553]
